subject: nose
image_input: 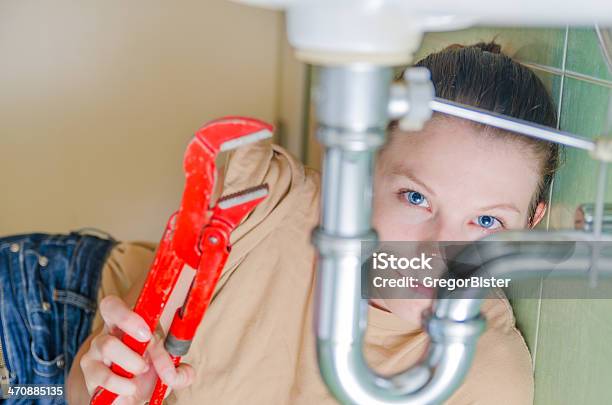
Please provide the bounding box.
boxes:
[426,217,467,242]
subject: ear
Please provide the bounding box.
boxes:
[529,201,547,229]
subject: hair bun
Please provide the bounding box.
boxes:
[444,41,503,54]
[472,41,502,54]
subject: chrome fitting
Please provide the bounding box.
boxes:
[424,311,486,344]
[311,227,377,257]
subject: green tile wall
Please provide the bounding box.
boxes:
[534,56,612,405]
[566,28,612,82]
[417,26,612,404]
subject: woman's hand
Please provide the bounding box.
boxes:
[79,295,195,404]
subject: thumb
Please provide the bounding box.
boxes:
[148,335,196,392]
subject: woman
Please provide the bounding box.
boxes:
[68,41,561,404]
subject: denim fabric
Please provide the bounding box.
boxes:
[0,232,116,405]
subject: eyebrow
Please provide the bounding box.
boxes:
[388,163,436,197]
[477,203,521,214]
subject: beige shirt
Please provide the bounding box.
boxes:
[91,140,534,404]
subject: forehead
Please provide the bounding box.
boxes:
[380,118,541,213]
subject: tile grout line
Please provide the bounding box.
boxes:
[558,25,569,130]
[533,177,556,371]
[519,61,612,89]
[532,279,545,371]
[532,24,569,373]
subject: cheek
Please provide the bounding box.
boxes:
[372,195,427,240]
[507,214,532,230]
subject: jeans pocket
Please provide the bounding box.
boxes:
[28,306,64,378]
[53,287,98,370]
[23,251,64,378]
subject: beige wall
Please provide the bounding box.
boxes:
[0,1,303,241]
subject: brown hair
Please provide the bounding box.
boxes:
[393,40,563,225]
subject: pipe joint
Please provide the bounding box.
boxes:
[316,126,387,151]
[312,227,377,257]
[424,311,486,345]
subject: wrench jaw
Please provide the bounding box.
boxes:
[212,184,270,231]
[174,117,273,269]
[195,116,274,154]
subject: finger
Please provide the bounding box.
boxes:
[128,357,161,401]
[148,338,178,386]
[102,322,121,337]
[170,363,195,390]
[91,335,150,375]
[148,338,194,388]
[81,358,138,397]
[99,295,152,342]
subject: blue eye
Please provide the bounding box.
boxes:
[477,215,501,229]
[404,191,430,208]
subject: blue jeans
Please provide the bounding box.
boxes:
[0,232,116,405]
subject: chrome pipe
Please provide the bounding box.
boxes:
[313,230,486,405]
[575,203,612,233]
[433,230,612,321]
[594,25,612,73]
[387,84,596,151]
[312,65,486,405]
[429,98,596,151]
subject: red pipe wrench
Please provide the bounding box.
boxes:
[89,117,273,405]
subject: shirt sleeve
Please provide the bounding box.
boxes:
[446,326,534,405]
[445,294,534,405]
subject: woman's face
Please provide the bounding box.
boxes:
[370,117,547,321]
[373,117,546,241]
